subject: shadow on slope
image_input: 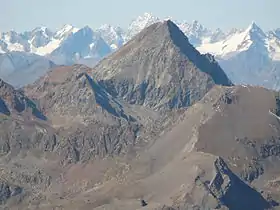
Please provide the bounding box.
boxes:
[85,74,134,121]
[166,20,232,86]
[0,79,47,120]
[213,158,274,210]
[0,98,10,115]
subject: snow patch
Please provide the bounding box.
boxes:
[35,39,62,55]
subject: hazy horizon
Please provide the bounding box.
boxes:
[2,0,279,32]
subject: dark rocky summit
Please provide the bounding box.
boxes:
[93,20,232,110]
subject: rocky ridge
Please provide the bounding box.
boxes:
[93,20,232,111]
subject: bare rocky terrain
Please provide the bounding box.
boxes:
[0,20,279,210]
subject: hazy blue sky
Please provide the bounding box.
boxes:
[1,0,279,32]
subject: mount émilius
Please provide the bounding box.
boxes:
[0,20,280,210]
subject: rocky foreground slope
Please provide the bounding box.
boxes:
[0,21,279,210]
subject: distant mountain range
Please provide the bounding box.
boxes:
[1,12,280,89]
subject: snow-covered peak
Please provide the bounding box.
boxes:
[129,12,160,28]
[247,21,260,31]
[196,21,280,61]
[163,16,174,21]
[141,12,157,20]
[0,51,55,87]
[0,14,279,70]
[190,20,205,32]
[50,24,111,66]
[96,24,125,50]
[0,31,29,52]
[209,28,227,43]
[54,24,79,40]
[77,26,93,36]
[226,28,243,36]
[2,31,21,43]
[197,22,268,58]
[267,32,280,60]
[126,12,160,40]
[60,24,73,31]
[29,27,53,48]
[177,20,211,46]
[245,21,266,39]
[176,21,190,32]
[187,20,210,36]
[98,24,113,31]
[31,27,53,37]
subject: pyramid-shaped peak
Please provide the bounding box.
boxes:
[246,21,264,33]
[247,21,260,30]
[79,25,93,32]
[142,19,184,33]
[245,21,266,39]
[93,18,231,111]
[135,19,191,45]
[163,19,180,28]
[73,26,95,37]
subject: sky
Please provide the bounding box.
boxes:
[1,0,279,32]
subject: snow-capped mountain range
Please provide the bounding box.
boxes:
[1,12,280,89]
[3,12,280,60]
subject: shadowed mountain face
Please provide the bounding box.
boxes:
[93,20,232,111]
[0,78,46,120]
[50,27,112,67]
[25,65,133,124]
[0,21,280,210]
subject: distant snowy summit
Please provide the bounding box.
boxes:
[0,12,280,90]
[123,13,280,90]
[1,12,280,62]
[197,22,280,61]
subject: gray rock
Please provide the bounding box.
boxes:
[93,20,232,111]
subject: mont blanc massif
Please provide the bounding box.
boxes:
[0,13,280,210]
